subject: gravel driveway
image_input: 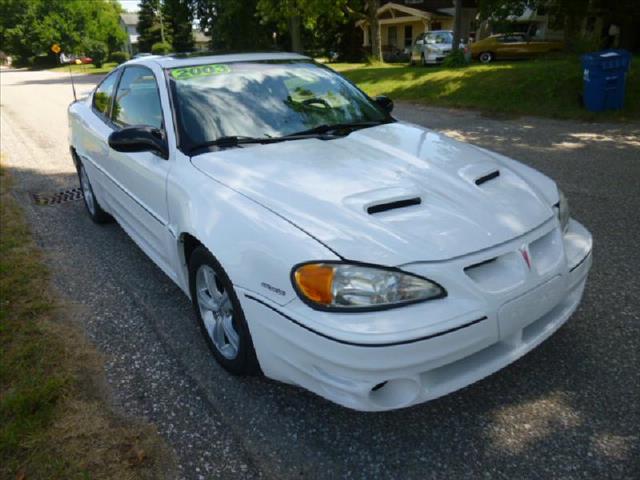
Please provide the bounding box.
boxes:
[1,68,638,479]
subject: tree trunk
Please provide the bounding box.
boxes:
[452,0,462,52]
[289,15,303,53]
[157,0,166,44]
[367,0,382,61]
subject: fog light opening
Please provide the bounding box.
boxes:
[368,378,420,409]
[371,381,387,392]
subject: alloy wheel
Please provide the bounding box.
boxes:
[195,264,240,360]
[79,164,96,215]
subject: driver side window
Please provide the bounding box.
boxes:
[112,66,163,130]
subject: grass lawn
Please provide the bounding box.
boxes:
[48,62,118,75]
[330,55,639,121]
[0,162,175,478]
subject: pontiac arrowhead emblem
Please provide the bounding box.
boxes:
[520,247,532,270]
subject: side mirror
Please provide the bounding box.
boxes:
[374,95,394,114]
[108,126,168,159]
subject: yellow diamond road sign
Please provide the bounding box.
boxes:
[51,44,61,54]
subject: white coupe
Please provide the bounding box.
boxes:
[68,53,592,411]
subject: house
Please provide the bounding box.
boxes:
[119,13,210,54]
[356,1,477,59]
[193,29,210,51]
[120,13,140,55]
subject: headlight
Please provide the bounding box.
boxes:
[556,189,570,231]
[292,262,446,311]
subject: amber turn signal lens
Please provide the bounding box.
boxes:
[294,264,335,305]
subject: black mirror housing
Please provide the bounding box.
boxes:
[108,126,169,159]
[375,95,394,114]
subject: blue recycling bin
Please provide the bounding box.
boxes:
[581,50,632,112]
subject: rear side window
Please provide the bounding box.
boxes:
[112,66,163,129]
[92,70,119,117]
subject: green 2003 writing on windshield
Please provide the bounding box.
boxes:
[171,64,231,80]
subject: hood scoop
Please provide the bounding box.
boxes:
[367,197,422,214]
[475,170,500,186]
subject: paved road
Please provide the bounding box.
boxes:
[1,68,639,480]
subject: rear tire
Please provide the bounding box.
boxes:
[188,246,260,376]
[479,51,494,64]
[77,162,112,224]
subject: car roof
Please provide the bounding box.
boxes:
[126,51,310,69]
[426,30,453,34]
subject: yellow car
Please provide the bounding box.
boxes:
[471,34,564,63]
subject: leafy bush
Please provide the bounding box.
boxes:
[85,40,108,68]
[109,51,130,64]
[30,54,58,69]
[443,49,469,68]
[151,42,172,55]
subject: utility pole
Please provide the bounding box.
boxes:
[154,0,166,43]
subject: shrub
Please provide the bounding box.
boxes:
[569,35,604,54]
[443,49,469,68]
[30,54,58,69]
[109,51,130,64]
[151,42,172,55]
[364,55,386,67]
[84,40,108,68]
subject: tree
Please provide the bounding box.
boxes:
[163,0,195,52]
[0,0,126,65]
[195,0,275,51]
[365,0,381,61]
[476,0,533,22]
[256,0,349,53]
[138,0,166,52]
[452,0,462,52]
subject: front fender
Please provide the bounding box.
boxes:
[168,154,339,306]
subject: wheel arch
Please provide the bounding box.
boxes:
[69,145,81,170]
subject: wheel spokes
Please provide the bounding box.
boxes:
[222,315,239,351]
[195,264,240,360]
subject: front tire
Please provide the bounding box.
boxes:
[188,246,260,375]
[77,162,112,224]
[479,51,494,64]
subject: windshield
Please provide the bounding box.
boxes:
[167,61,388,152]
[426,32,453,44]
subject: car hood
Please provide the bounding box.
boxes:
[192,123,557,265]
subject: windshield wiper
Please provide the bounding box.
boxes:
[187,134,324,155]
[187,120,392,155]
[286,120,391,137]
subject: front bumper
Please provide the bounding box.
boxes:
[424,51,448,64]
[241,219,592,411]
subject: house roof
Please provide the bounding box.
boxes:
[357,1,477,26]
[120,13,139,26]
[380,1,476,12]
